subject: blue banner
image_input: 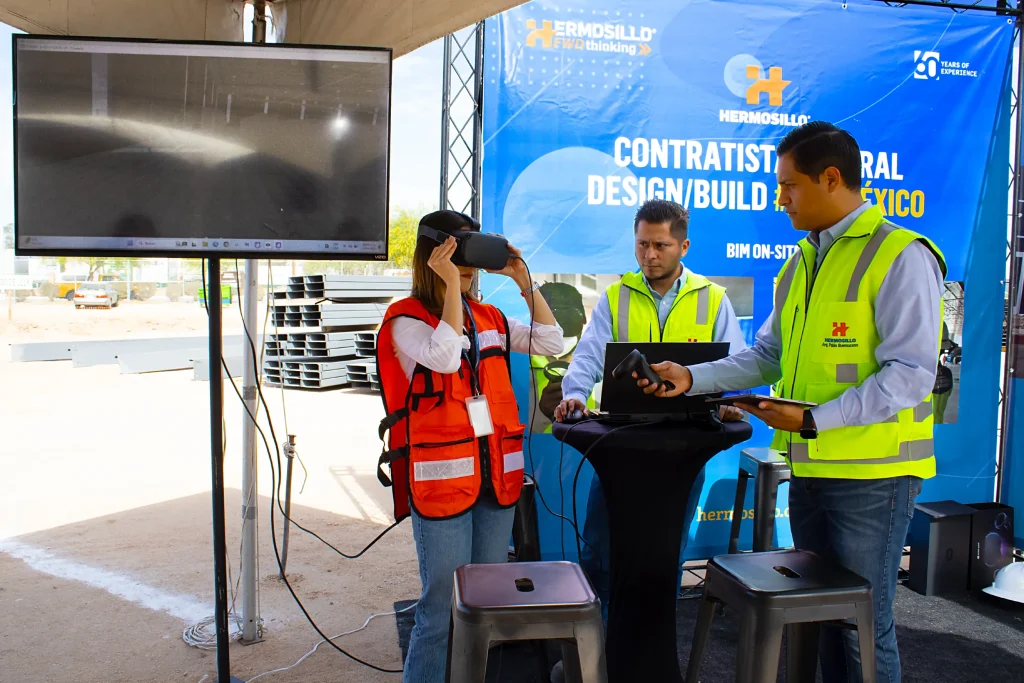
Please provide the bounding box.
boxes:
[481,0,1014,560]
[1001,224,1024,548]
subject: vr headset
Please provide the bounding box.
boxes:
[417,214,510,271]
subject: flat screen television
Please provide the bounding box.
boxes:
[13,35,392,260]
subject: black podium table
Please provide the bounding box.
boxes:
[552,418,752,683]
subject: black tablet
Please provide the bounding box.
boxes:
[705,394,817,408]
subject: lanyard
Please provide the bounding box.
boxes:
[461,297,482,396]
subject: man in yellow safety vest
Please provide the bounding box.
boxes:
[640,122,945,683]
[552,199,748,630]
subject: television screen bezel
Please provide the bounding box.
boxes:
[12,34,393,262]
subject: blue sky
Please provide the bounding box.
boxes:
[0,22,443,228]
[389,39,444,212]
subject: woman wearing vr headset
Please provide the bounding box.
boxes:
[376,210,563,683]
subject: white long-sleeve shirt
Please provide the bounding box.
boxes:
[391,316,564,379]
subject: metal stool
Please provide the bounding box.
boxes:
[684,550,877,683]
[728,448,792,553]
[445,561,607,683]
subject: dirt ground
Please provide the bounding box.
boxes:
[1,300,422,683]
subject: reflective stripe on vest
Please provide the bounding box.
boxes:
[787,438,934,465]
[774,255,800,313]
[770,205,947,480]
[617,285,631,342]
[414,456,475,482]
[608,270,725,343]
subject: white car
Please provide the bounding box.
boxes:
[73,282,119,309]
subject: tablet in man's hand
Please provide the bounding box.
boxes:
[704,394,817,408]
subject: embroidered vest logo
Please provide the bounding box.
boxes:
[823,321,859,349]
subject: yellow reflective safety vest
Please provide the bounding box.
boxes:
[771,205,947,479]
[607,270,726,343]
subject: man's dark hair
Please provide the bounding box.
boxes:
[633,199,689,241]
[776,121,862,191]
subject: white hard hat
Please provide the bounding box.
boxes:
[982,562,1024,603]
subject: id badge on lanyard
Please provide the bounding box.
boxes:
[462,298,493,437]
[466,395,494,437]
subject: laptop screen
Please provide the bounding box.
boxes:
[600,342,729,417]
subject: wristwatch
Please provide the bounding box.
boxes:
[520,281,542,298]
[800,409,818,440]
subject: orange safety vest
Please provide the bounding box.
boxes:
[376,296,526,521]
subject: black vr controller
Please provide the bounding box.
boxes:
[418,224,510,271]
[611,348,676,393]
[612,349,724,431]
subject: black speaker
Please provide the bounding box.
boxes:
[511,477,542,562]
[909,500,973,596]
[966,503,1014,592]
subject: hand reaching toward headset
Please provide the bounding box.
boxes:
[488,241,558,328]
[487,242,530,288]
[427,237,461,287]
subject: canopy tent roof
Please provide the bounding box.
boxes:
[0,0,522,56]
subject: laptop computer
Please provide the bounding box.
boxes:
[598,342,730,422]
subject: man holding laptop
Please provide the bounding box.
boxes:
[552,198,747,628]
[638,122,945,683]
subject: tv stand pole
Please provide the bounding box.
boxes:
[206,257,243,683]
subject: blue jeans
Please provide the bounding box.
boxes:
[403,495,516,683]
[580,467,706,624]
[788,475,923,683]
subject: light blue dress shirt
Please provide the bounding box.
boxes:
[561,267,748,404]
[688,202,945,432]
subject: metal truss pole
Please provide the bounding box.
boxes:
[875,0,1020,15]
[998,18,1024,500]
[440,22,485,220]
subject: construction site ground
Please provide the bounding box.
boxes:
[1,300,421,683]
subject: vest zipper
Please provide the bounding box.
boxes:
[660,284,679,339]
[412,436,476,448]
[662,277,694,338]
[626,283,661,342]
[478,436,493,497]
[784,255,809,399]
[785,235,852,399]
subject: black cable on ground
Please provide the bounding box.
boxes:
[201,260,403,674]
[230,259,399,561]
[516,257,600,559]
